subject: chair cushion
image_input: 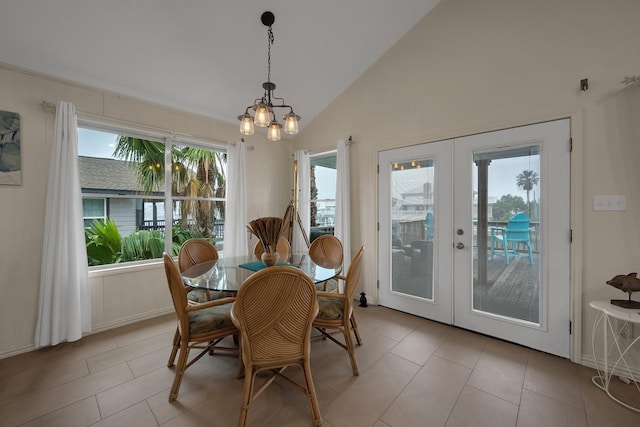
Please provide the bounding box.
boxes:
[315,279,338,293]
[187,289,235,303]
[317,296,345,321]
[188,304,234,334]
[187,289,210,303]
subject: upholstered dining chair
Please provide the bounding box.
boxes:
[252,235,291,260]
[313,246,364,376]
[179,238,233,301]
[163,254,238,402]
[231,266,322,427]
[308,234,344,292]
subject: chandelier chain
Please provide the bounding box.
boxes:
[267,26,274,84]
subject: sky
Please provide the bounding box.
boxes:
[481,156,541,200]
[78,128,118,158]
[393,154,540,201]
[314,166,336,200]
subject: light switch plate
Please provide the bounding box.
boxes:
[593,195,626,211]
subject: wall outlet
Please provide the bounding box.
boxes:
[593,195,626,211]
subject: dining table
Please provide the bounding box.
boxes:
[181,252,341,293]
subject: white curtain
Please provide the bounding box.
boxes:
[335,139,351,275]
[293,150,310,252]
[223,141,248,257]
[35,102,91,347]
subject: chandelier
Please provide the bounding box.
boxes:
[237,11,300,141]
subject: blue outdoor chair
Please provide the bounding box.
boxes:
[425,212,434,240]
[490,212,533,264]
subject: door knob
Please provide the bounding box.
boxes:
[456,242,464,249]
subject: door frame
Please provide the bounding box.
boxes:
[375,118,577,360]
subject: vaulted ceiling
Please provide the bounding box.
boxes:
[0,1,441,132]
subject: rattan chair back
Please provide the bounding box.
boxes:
[313,246,364,376]
[163,254,237,402]
[308,235,344,269]
[343,246,364,309]
[165,254,190,320]
[178,238,219,271]
[231,266,321,426]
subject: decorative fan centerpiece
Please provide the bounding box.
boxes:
[247,217,284,266]
[606,272,640,308]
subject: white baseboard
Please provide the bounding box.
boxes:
[0,307,174,360]
[89,307,174,334]
[0,343,38,359]
[582,353,640,379]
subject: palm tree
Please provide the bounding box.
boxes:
[113,136,226,238]
[515,170,539,217]
[177,147,226,236]
[113,137,166,193]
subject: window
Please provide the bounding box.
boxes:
[309,152,336,241]
[78,126,226,266]
[82,198,106,227]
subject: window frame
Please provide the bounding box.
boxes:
[78,118,227,268]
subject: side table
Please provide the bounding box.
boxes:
[589,300,640,412]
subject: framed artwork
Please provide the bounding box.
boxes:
[0,110,21,185]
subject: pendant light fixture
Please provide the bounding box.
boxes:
[237,11,301,141]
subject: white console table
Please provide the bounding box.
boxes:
[589,300,640,412]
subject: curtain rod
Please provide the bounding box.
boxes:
[230,139,255,150]
[40,100,250,150]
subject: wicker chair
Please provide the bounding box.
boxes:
[308,235,344,292]
[179,238,234,301]
[252,235,291,260]
[163,254,238,402]
[231,266,321,427]
[313,246,364,376]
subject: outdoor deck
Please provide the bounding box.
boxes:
[474,253,540,323]
[392,250,540,323]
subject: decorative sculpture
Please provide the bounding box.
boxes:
[359,292,368,308]
[606,272,640,308]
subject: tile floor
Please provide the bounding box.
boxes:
[1,305,639,426]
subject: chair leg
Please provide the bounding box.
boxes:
[504,241,510,264]
[343,323,360,376]
[238,366,256,427]
[527,241,533,265]
[350,314,363,346]
[167,327,180,367]
[491,237,496,260]
[169,341,190,402]
[302,360,322,426]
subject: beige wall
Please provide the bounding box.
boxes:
[0,64,292,358]
[293,0,640,364]
[1,0,639,365]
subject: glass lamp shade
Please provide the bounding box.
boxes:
[267,121,282,141]
[254,103,270,127]
[239,114,255,135]
[283,112,299,135]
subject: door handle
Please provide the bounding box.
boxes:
[455,242,464,249]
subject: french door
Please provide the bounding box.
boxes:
[378,119,571,357]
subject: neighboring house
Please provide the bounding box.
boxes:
[78,156,162,236]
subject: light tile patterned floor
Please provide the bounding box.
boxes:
[1,305,639,426]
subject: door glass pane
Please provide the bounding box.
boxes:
[390,159,434,300]
[472,146,540,323]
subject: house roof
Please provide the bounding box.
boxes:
[78,156,143,193]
